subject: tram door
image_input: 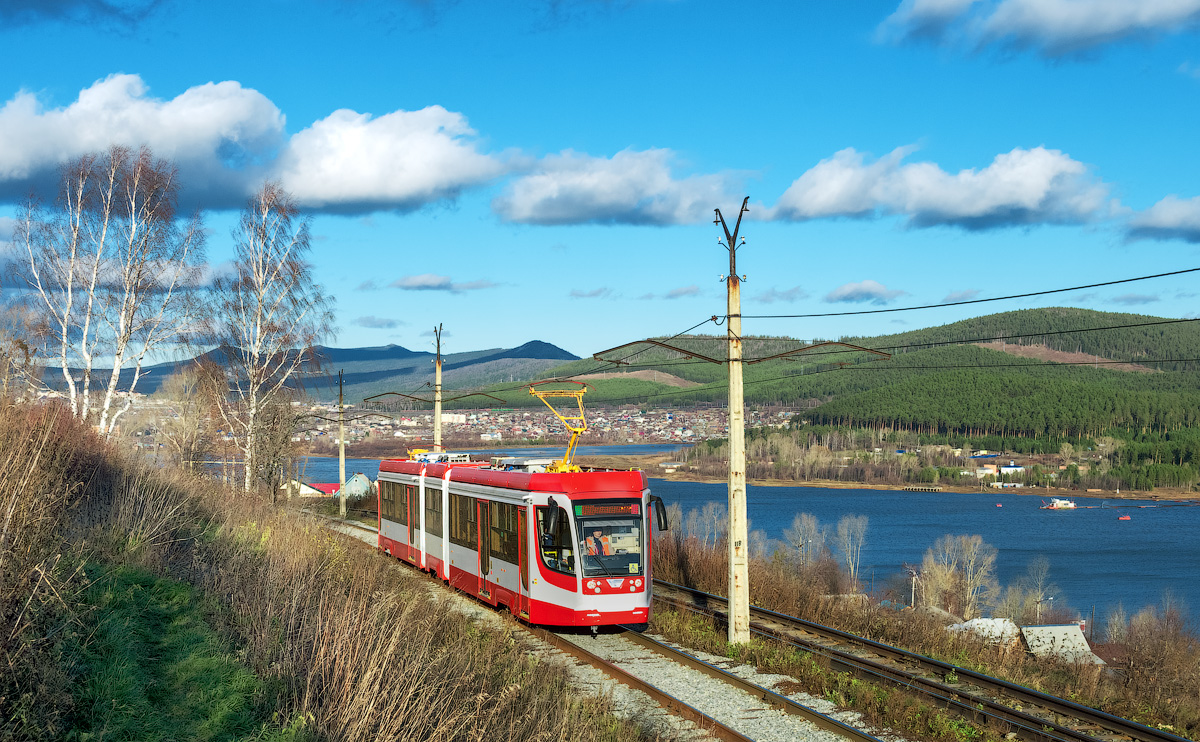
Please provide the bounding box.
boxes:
[477,500,491,597]
[406,486,417,562]
[517,508,529,615]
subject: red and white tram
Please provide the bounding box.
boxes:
[376,452,669,629]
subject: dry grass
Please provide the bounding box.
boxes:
[653,528,1200,738]
[0,401,647,742]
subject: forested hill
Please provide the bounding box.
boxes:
[521,308,1200,438]
[842,307,1200,370]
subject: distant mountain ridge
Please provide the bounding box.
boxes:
[45,340,580,402]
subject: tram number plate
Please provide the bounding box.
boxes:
[607,579,624,588]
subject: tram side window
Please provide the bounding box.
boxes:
[535,506,575,575]
[399,486,414,526]
[424,486,442,537]
[449,494,475,547]
[489,501,518,564]
[381,481,394,520]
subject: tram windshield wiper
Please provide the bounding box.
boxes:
[589,553,617,577]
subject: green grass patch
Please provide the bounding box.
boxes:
[66,565,308,742]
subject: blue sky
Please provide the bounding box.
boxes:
[2,0,1199,358]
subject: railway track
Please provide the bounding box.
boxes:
[537,627,884,742]
[309,513,882,741]
[652,580,1189,742]
[310,512,1186,742]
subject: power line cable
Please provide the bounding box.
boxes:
[741,267,1200,319]
[590,316,1200,369]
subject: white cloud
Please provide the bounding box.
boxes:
[493,148,738,225]
[1111,293,1161,305]
[569,287,613,299]
[1127,194,1200,242]
[390,273,497,292]
[0,75,509,213]
[355,315,404,329]
[879,0,1200,54]
[665,284,701,299]
[0,74,284,206]
[0,215,14,243]
[943,288,981,303]
[768,145,1111,230]
[825,280,907,305]
[275,106,507,213]
[754,286,809,304]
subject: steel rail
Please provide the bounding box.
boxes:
[653,580,1189,742]
[528,627,754,742]
[653,589,1073,742]
[618,629,883,742]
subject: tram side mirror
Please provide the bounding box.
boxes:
[544,496,563,541]
[650,496,669,531]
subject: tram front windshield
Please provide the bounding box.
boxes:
[575,502,644,577]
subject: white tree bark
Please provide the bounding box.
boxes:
[204,183,333,494]
[19,146,205,434]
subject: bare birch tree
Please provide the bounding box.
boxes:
[17,146,205,434]
[203,183,333,493]
[784,512,824,566]
[155,366,211,471]
[922,534,998,619]
[835,514,868,591]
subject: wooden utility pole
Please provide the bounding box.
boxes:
[338,369,347,518]
[433,324,443,452]
[715,197,751,645]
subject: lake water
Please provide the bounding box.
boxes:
[653,480,1200,621]
[302,454,1199,620]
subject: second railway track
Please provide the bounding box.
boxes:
[653,580,1189,742]
[312,512,1186,742]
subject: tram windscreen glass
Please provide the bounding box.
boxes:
[576,507,643,577]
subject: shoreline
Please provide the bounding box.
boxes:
[301,450,1195,503]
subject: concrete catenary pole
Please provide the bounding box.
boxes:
[338,369,347,518]
[433,324,443,453]
[715,197,751,645]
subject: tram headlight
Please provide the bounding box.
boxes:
[587,580,596,589]
[635,578,643,588]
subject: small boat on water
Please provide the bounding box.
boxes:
[1041,498,1077,510]
[1118,515,1131,520]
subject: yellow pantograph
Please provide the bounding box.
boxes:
[528,381,589,473]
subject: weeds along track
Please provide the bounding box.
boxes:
[537,628,883,742]
[652,581,1190,742]
[310,513,881,742]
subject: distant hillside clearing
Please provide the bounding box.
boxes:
[973,342,1157,372]
[575,370,702,388]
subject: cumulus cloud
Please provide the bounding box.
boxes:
[943,288,981,303]
[0,75,510,213]
[754,286,809,304]
[275,105,508,213]
[665,285,701,299]
[0,74,284,207]
[879,0,1200,55]
[825,280,907,305]
[1127,195,1200,242]
[390,274,498,292]
[493,148,738,226]
[1111,293,1161,305]
[569,287,613,299]
[768,146,1111,230]
[354,315,404,329]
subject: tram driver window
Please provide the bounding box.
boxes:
[536,507,575,575]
